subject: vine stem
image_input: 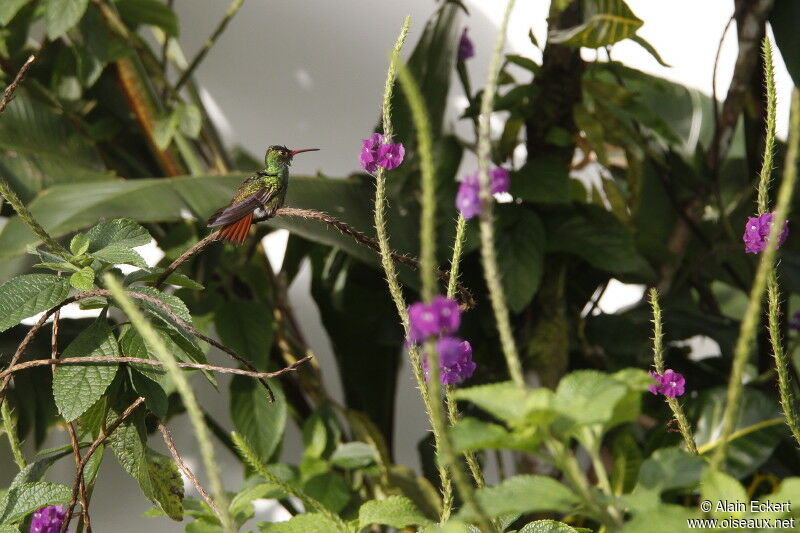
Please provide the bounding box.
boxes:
[757,39,800,446]
[105,275,235,531]
[648,289,698,455]
[712,87,800,469]
[370,16,455,520]
[397,54,497,533]
[0,54,35,113]
[475,0,525,389]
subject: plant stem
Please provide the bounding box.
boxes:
[1,401,25,469]
[712,87,800,470]
[232,432,349,532]
[0,180,70,258]
[756,38,777,215]
[475,0,525,389]
[648,288,698,454]
[397,57,497,533]
[174,0,246,92]
[105,275,234,531]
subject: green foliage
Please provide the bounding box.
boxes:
[43,0,89,40]
[0,274,70,332]
[456,475,579,522]
[548,0,642,48]
[0,482,71,524]
[230,376,286,465]
[358,495,433,529]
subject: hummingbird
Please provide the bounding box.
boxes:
[208,145,318,243]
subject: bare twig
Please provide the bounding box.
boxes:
[61,397,146,533]
[0,354,313,381]
[158,421,222,518]
[0,55,35,114]
[155,231,219,287]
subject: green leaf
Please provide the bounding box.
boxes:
[619,505,698,533]
[123,268,204,290]
[85,218,151,251]
[126,286,195,346]
[69,232,90,256]
[330,442,377,469]
[548,0,643,48]
[701,471,747,519]
[453,382,556,427]
[115,0,179,36]
[145,449,184,521]
[770,0,800,87]
[450,417,529,453]
[130,369,168,420]
[257,513,342,532]
[176,103,202,138]
[52,319,120,421]
[358,495,434,529]
[214,301,273,370]
[0,0,31,25]
[302,473,352,513]
[0,482,71,524]
[89,245,148,268]
[519,520,589,533]
[496,207,545,312]
[510,155,571,204]
[0,274,70,332]
[8,450,72,489]
[153,110,178,150]
[456,475,579,521]
[69,266,95,291]
[630,35,670,67]
[625,447,705,512]
[553,370,628,431]
[230,375,286,464]
[44,0,89,39]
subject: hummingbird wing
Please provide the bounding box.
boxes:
[207,177,279,227]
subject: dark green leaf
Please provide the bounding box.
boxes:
[0,482,71,524]
[510,155,571,204]
[130,369,168,420]
[770,0,800,87]
[230,375,286,464]
[302,473,352,513]
[52,319,119,421]
[85,218,152,252]
[44,0,89,39]
[496,206,546,312]
[0,274,70,332]
[115,0,179,36]
[630,35,670,67]
[214,300,273,370]
[90,245,147,268]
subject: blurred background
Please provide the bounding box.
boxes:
[0,0,795,530]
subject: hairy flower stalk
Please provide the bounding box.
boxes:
[369,16,456,519]
[475,0,525,389]
[0,180,70,258]
[397,62,496,532]
[1,401,25,469]
[648,289,697,454]
[713,87,800,469]
[757,39,800,446]
[105,275,234,531]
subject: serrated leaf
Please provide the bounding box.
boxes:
[69,266,95,291]
[44,0,89,40]
[32,262,81,273]
[302,473,352,513]
[358,495,433,529]
[496,207,545,312]
[330,442,377,469]
[456,475,579,522]
[449,417,511,453]
[125,285,196,345]
[0,482,71,524]
[146,449,184,520]
[85,218,151,251]
[231,375,286,464]
[90,245,147,268]
[548,0,643,48]
[257,513,341,532]
[519,520,588,533]
[553,370,628,431]
[9,450,72,489]
[0,274,70,332]
[452,382,556,427]
[52,319,119,421]
[69,232,90,255]
[123,268,204,290]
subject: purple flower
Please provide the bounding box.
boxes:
[490,167,510,194]
[378,142,405,170]
[743,212,789,254]
[423,337,476,385]
[30,505,67,533]
[407,295,461,343]
[456,182,481,220]
[359,133,383,173]
[359,133,405,173]
[649,369,685,398]
[458,27,475,61]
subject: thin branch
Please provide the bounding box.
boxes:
[154,231,219,287]
[158,421,222,518]
[173,0,246,92]
[61,397,146,533]
[0,354,312,381]
[0,55,35,113]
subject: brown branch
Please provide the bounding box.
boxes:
[0,288,278,407]
[0,354,313,381]
[0,55,35,114]
[155,231,219,287]
[157,421,222,518]
[61,397,146,533]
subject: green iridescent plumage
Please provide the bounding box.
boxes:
[208,145,317,243]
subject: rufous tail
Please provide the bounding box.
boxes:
[216,212,253,244]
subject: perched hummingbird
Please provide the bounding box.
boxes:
[208,145,318,243]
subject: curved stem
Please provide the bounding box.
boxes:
[475,0,525,389]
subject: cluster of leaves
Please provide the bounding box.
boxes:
[1,0,800,532]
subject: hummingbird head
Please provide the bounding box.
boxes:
[265,145,319,167]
